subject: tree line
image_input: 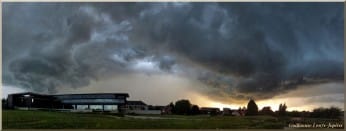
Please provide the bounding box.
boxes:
[165,98,343,119]
[166,99,201,115]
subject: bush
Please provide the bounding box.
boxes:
[174,99,192,115]
[190,105,200,115]
[310,107,341,119]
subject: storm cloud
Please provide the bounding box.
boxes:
[2,2,344,104]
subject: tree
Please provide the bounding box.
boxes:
[310,107,341,119]
[246,99,258,116]
[174,99,192,115]
[168,102,175,114]
[191,105,200,115]
[278,103,287,116]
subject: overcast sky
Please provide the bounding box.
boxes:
[2,2,344,111]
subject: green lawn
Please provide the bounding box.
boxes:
[3,110,285,129]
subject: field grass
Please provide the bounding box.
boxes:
[3,110,285,129]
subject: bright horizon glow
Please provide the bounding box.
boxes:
[207,101,313,112]
[188,93,321,112]
[208,102,241,111]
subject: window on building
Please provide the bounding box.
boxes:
[90,105,102,110]
[104,105,117,111]
[76,105,89,110]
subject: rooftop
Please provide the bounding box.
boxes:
[127,101,147,106]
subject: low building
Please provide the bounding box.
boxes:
[200,107,221,115]
[123,101,162,115]
[161,105,173,115]
[222,108,232,115]
[232,111,241,116]
[7,92,129,113]
[124,101,148,111]
[231,109,246,116]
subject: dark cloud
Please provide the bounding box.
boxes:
[3,2,343,102]
[129,2,343,100]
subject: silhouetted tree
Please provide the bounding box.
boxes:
[246,99,258,116]
[168,102,175,114]
[174,99,192,115]
[310,107,341,119]
[190,105,200,115]
[278,103,287,116]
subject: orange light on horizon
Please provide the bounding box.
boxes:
[208,101,242,110]
[188,93,318,112]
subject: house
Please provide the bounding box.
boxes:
[124,101,161,115]
[124,101,148,110]
[222,108,232,115]
[231,109,246,116]
[161,105,173,115]
[200,107,221,115]
[232,111,241,116]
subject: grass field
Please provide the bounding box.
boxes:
[3,110,286,129]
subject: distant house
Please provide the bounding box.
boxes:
[124,101,161,115]
[222,108,232,115]
[232,111,241,116]
[231,109,246,116]
[200,107,221,115]
[148,105,165,110]
[124,101,148,110]
[161,105,173,115]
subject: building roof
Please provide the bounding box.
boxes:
[127,101,147,106]
[8,92,49,96]
[200,107,221,111]
[262,106,271,109]
[8,92,129,98]
[201,107,220,110]
[53,93,129,97]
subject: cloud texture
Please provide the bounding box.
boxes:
[3,3,343,105]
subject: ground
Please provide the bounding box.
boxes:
[3,110,285,129]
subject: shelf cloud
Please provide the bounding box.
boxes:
[3,3,343,108]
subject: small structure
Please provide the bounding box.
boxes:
[124,101,148,110]
[222,108,232,115]
[200,107,221,115]
[124,101,161,115]
[231,108,246,116]
[161,105,173,115]
[232,111,241,116]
